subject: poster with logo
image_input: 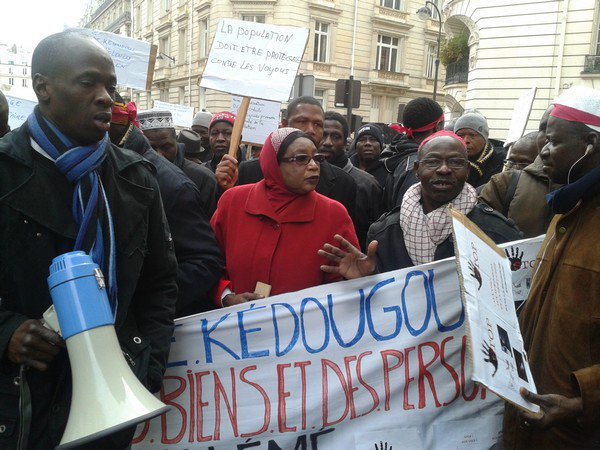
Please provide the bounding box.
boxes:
[450,209,539,414]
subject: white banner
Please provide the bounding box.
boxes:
[231,96,280,146]
[154,101,195,128]
[6,94,37,130]
[75,28,154,91]
[133,237,543,449]
[201,20,309,102]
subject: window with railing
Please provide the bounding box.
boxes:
[445,58,469,85]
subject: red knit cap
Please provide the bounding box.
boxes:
[209,111,236,130]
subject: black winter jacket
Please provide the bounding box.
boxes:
[367,202,523,273]
[123,127,223,316]
[0,126,178,448]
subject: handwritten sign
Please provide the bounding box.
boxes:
[201,19,309,102]
[231,96,280,145]
[6,95,37,130]
[451,210,539,414]
[129,237,540,449]
[74,28,156,91]
[154,100,195,128]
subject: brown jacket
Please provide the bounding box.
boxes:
[503,194,600,448]
[479,156,562,238]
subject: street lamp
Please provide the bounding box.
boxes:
[417,1,442,102]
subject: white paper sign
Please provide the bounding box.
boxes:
[231,96,280,145]
[75,28,153,91]
[201,19,309,102]
[499,235,544,306]
[451,211,539,413]
[153,100,195,128]
[505,87,537,147]
[6,95,37,130]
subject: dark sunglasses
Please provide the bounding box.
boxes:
[280,153,327,166]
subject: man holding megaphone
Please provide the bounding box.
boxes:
[0,30,178,449]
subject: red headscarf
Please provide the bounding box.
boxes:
[111,101,139,127]
[259,127,318,215]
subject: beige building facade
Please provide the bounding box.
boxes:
[82,0,446,126]
[442,0,600,139]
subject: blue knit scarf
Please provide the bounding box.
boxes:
[546,165,600,214]
[27,107,118,316]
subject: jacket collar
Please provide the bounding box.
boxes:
[245,180,317,224]
[0,125,153,240]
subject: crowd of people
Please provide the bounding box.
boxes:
[0,30,598,449]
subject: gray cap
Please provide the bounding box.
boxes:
[454,112,489,142]
[192,110,213,128]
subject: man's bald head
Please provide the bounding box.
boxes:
[0,91,9,138]
[32,31,107,81]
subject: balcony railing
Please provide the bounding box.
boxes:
[445,58,469,85]
[583,55,600,74]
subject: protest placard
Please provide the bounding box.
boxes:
[5,94,37,130]
[153,100,195,128]
[231,96,281,146]
[504,87,537,147]
[75,28,157,91]
[450,209,539,414]
[200,19,309,102]
[130,237,544,449]
[500,235,544,307]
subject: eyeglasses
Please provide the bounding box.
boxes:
[280,153,327,166]
[420,157,469,170]
[503,159,529,170]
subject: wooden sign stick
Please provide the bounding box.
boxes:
[229,96,251,157]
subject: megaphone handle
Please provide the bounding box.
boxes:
[16,364,32,450]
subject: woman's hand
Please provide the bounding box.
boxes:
[222,292,263,307]
[319,234,378,280]
[215,154,239,191]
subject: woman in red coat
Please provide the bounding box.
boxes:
[211,127,359,306]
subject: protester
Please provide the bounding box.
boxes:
[177,128,204,164]
[454,112,506,187]
[321,111,382,249]
[0,31,177,448]
[191,109,212,162]
[211,127,359,306]
[0,91,9,137]
[503,132,539,171]
[138,110,218,217]
[350,124,388,188]
[384,97,445,210]
[319,131,522,276]
[216,96,358,226]
[479,107,561,237]
[110,95,223,316]
[503,86,600,448]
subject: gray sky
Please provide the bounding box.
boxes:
[2,0,89,50]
